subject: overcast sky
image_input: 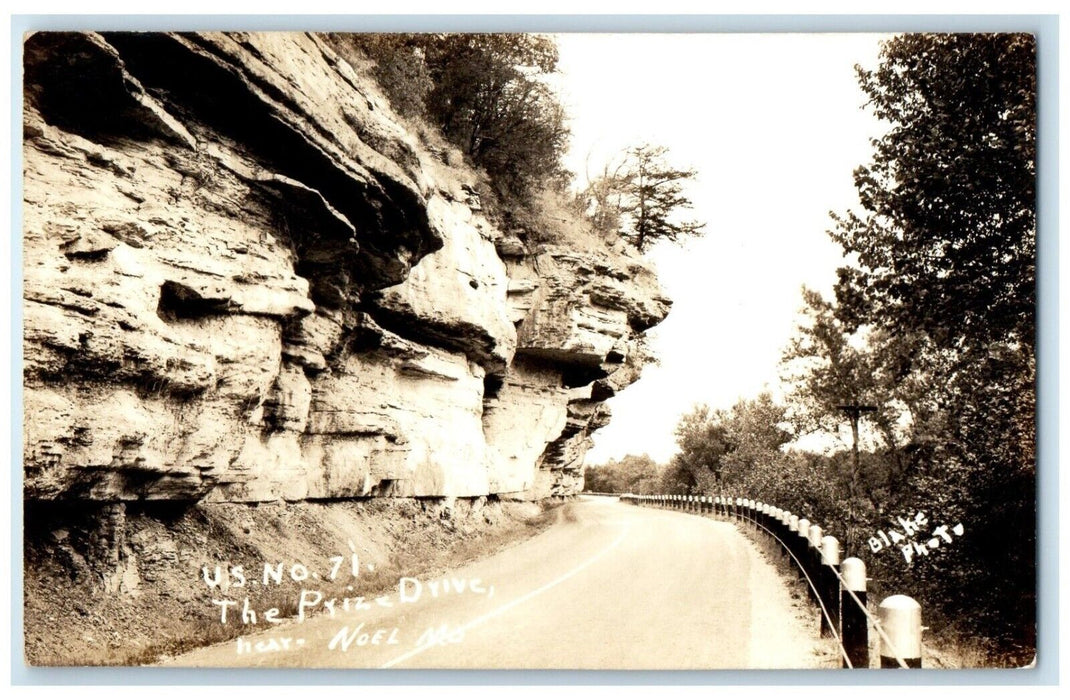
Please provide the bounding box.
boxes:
[551,33,894,464]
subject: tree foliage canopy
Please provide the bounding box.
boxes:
[781,288,882,437]
[335,33,571,232]
[670,394,790,494]
[813,33,1035,661]
[826,33,1037,494]
[830,33,1036,352]
[421,34,571,202]
[671,404,731,491]
[582,144,706,252]
[582,454,665,495]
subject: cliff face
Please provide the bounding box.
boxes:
[22,31,671,503]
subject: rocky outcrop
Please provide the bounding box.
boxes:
[22,31,671,503]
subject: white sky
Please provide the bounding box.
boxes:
[551,33,893,464]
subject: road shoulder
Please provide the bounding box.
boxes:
[740,524,838,669]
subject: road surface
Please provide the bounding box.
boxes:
[165,495,822,669]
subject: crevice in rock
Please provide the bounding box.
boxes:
[360,296,505,374]
[61,246,112,263]
[156,280,234,321]
[250,175,360,311]
[23,32,196,149]
[590,380,616,402]
[512,349,608,388]
[560,364,608,389]
[483,373,505,401]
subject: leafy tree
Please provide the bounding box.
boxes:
[583,144,705,251]
[420,34,570,205]
[780,288,881,437]
[763,450,853,536]
[779,288,911,539]
[669,395,790,496]
[819,33,1037,662]
[670,404,731,491]
[583,454,663,494]
[580,155,632,240]
[830,33,1036,352]
[658,460,697,496]
[335,34,434,118]
[332,33,571,234]
[718,393,793,493]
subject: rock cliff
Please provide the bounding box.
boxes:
[22,31,671,504]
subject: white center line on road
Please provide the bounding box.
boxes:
[379,525,632,669]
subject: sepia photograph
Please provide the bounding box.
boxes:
[17,21,1042,675]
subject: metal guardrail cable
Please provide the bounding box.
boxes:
[623,494,913,670]
[749,512,910,669]
[827,560,912,669]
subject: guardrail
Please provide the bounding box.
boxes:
[620,492,924,669]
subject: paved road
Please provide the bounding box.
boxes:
[167,496,817,670]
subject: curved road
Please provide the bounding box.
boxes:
[166,496,821,670]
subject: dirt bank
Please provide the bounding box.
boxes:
[23,496,560,666]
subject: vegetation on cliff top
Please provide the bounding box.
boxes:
[578,143,706,252]
[325,33,705,254]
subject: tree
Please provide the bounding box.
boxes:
[718,393,793,494]
[420,34,571,204]
[658,460,697,495]
[820,33,1037,661]
[583,454,663,494]
[830,33,1036,353]
[780,288,881,438]
[333,33,571,228]
[780,288,917,542]
[583,144,705,252]
[669,395,790,496]
[580,155,632,240]
[333,34,434,118]
[671,404,731,491]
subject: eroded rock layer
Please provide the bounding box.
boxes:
[22,31,671,502]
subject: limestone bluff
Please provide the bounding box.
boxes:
[22,32,671,504]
